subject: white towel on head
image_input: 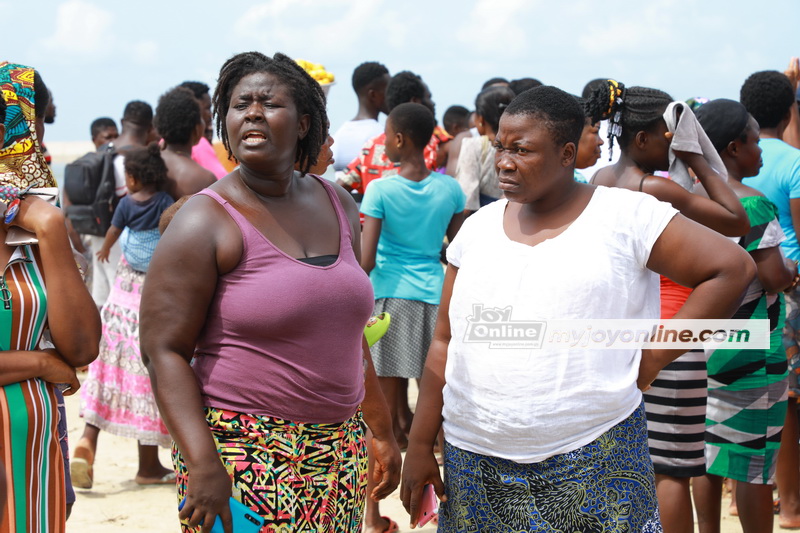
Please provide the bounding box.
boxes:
[663,101,727,191]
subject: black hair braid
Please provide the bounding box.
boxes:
[0,91,6,125]
[585,80,672,160]
[212,51,327,175]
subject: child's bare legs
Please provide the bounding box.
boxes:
[134,443,173,484]
[693,474,722,533]
[73,423,100,461]
[777,397,800,528]
[380,376,405,449]
[656,474,694,533]
[727,478,738,515]
[396,378,413,441]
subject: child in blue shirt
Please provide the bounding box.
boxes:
[96,143,174,272]
[361,101,465,429]
[360,101,465,533]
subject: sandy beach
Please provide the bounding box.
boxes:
[63,377,776,532]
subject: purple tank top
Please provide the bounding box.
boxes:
[192,176,374,424]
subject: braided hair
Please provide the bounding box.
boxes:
[585,80,672,160]
[212,51,327,175]
[0,91,5,125]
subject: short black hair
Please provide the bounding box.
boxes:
[90,117,117,139]
[33,70,49,119]
[581,78,609,100]
[212,51,327,175]
[740,70,795,129]
[443,105,470,134]
[352,62,389,94]
[154,87,201,145]
[505,86,584,148]
[585,81,672,152]
[509,78,542,95]
[386,71,427,112]
[0,92,5,125]
[476,85,515,133]
[122,100,154,128]
[388,102,435,150]
[482,77,509,90]
[179,81,211,100]
[123,142,169,188]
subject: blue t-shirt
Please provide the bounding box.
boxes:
[360,172,465,304]
[111,191,174,272]
[743,138,800,261]
[111,191,174,232]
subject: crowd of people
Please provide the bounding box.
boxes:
[0,51,800,533]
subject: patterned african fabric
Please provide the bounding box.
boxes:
[173,407,368,533]
[439,403,662,532]
[0,63,56,189]
[80,259,170,447]
[705,196,789,484]
[339,128,447,195]
[371,297,437,379]
[0,245,66,533]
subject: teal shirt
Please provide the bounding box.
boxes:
[743,138,800,261]
[360,172,465,304]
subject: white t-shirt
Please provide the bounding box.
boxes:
[442,186,678,463]
[332,119,384,171]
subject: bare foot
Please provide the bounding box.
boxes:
[779,512,800,529]
[135,465,176,485]
[363,516,397,533]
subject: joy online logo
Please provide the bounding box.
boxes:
[464,304,546,349]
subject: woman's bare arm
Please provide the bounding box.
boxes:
[140,194,242,531]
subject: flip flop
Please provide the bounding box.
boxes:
[70,457,93,489]
[135,471,177,486]
[364,313,391,347]
[380,516,399,533]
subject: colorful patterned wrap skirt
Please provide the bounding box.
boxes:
[173,407,368,533]
[440,403,662,532]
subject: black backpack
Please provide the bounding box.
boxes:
[63,143,120,236]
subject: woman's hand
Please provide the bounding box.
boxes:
[401,442,446,528]
[179,461,233,533]
[37,349,80,395]
[369,432,402,501]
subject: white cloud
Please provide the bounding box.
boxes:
[457,0,541,53]
[42,0,115,58]
[233,0,384,57]
[131,40,159,65]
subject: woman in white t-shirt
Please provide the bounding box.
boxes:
[400,86,756,532]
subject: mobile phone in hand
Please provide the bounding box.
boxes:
[417,483,439,526]
[179,496,264,533]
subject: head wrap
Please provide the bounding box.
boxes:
[0,62,56,188]
[694,98,751,153]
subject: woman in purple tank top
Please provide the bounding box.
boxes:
[140,52,401,533]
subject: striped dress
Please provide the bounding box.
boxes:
[0,246,66,533]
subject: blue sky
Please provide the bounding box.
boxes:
[5,0,799,143]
